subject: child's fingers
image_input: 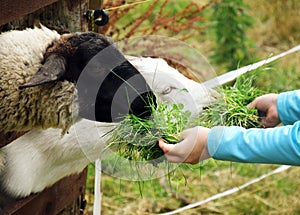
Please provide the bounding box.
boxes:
[247,99,257,109]
[158,142,184,163]
[158,139,174,153]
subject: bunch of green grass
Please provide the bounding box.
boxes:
[197,74,264,128]
[106,103,191,163]
[107,74,263,163]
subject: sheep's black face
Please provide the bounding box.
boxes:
[94,61,155,122]
[20,32,156,122]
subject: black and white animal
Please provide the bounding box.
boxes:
[0,25,214,206]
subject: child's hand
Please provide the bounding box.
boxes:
[247,94,280,127]
[159,126,211,164]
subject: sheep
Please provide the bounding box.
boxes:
[0,25,214,207]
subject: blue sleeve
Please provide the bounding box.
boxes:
[206,90,300,165]
[277,90,300,125]
[207,123,300,165]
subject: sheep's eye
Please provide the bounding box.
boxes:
[162,86,173,95]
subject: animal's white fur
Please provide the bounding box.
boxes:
[128,56,215,115]
[0,119,116,197]
[0,26,215,198]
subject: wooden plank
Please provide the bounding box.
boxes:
[0,0,59,26]
[0,131,28,148]
[1,169,87,215]
[0,0,88,34]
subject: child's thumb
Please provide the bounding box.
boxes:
[158,139,174,153]
[247,99,257,109]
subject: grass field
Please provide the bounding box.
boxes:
[84,1,300,214]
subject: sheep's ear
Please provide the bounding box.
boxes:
[19,54,67,89]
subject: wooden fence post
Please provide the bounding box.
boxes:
[0,0,89,33]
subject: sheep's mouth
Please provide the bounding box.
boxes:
[93,89,156,123]
[128,92,156,120]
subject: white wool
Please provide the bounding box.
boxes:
[0,26,78,133]
[0,25,60,80]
